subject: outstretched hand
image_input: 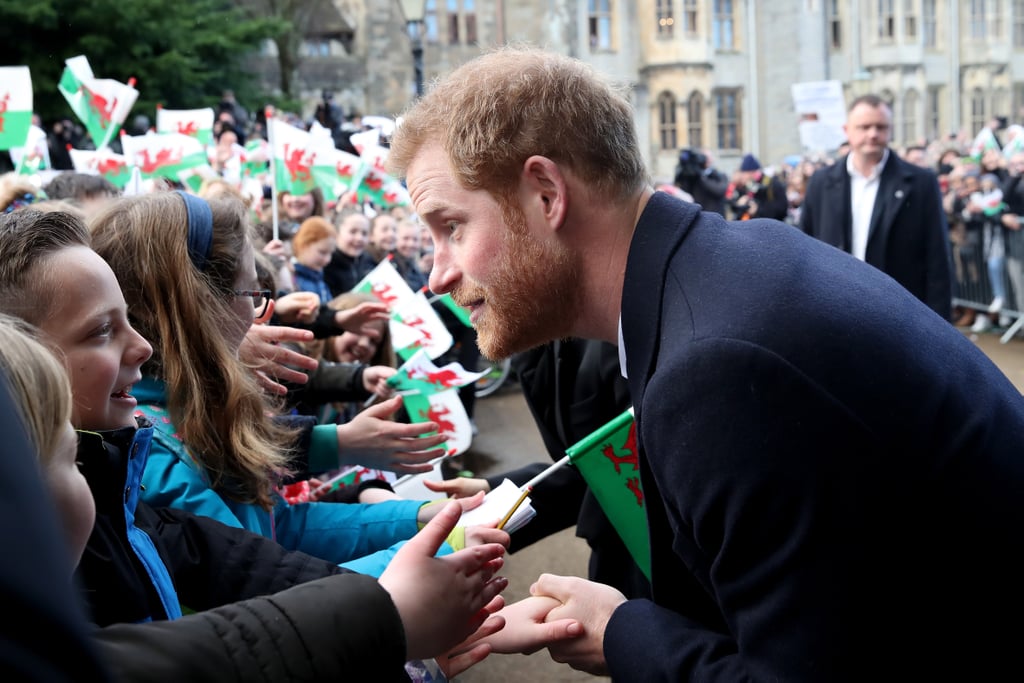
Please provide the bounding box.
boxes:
[239,323,318,395]
[379,501,508,660]
[333,301,390,336]
[273,291,321,324]
[476,594,582,655]
[335,395,447,472]
[424,476,491,499]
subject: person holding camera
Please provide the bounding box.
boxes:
[726,153,789,221]
[673,148,728,215]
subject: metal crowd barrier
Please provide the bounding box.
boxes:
[950,232,1023,344]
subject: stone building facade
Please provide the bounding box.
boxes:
[252,1,1024,177]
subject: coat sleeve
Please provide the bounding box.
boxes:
[92,573,410,683]
[146,505,346,611]
[273,497,421,559]
[918,172,953,320]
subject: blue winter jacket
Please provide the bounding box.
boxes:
[132,378,450,576]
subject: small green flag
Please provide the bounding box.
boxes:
[565,407,650,580]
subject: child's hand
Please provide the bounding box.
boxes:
[462,524,510,550]
[333,301,389,335]
[273,291,320,323]
[435,599,506,678]
[361,365,396,396]
[335,395,447,472]
[424,476,490,499]
[379,501,508,660]
[416,491,486,524]
[239,324,317,395]
[475,594,582,655]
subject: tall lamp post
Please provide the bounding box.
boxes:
[399,0,426,98]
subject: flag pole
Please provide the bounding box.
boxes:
[265,105,280,242]
[521,455,571,491]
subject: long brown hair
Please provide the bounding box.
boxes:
[89,192,296,508]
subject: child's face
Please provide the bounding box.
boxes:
[332,324,383,363]
[370,216,397,250]
[337,216,369,257]
[396,224,421,259]
[296,236,334,271]
[38,247,153,431]
[46,419,95,568]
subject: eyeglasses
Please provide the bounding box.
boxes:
[234,289,272,318]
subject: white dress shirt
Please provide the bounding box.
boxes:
[847,149,889,261]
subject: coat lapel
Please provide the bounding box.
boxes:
[866,156,910,269]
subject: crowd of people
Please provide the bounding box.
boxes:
[2,47,1024,682]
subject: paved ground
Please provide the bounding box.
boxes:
[452,328,1024,682]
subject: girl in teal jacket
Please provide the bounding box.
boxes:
[90,192,499,576]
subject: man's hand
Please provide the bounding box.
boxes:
[239,324,318,395]
[531,573,627,675]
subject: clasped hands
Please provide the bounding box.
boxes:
[445,573,627,676]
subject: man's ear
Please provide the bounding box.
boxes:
[521,155,568,232]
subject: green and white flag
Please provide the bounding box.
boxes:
[0,66,33,150]
[69,148,133,188]
[10,124,50,174]
[268,117,330,196]
[121,131,212,182]
[385,348,488,397]
[565,407,651,580]
[57,55,138,149]
[156,107,215,146]
[403,388,473,456]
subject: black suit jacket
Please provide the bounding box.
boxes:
[605,192,1024,680]
[800,152,952,319]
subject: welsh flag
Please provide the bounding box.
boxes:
[268,117,333,196]
[241,138,270,178]
[429,290,472,328]
[309,146,411,209]
[385,348,488,396]
[969,127,1001,161]
[156,107,215,146]
[69,148,133,188]
[565,407,650,580]
[353,258,420,314]
[57,55,138,149]
[353,260,454,358]
[0,66,33,150]
[121,131,212,183]
[279,465,397,503]
[1003,126,1024,160]
[403,388,473,456]
[9,124,49,174]
[390,289,453,361]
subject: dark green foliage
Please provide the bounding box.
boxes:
[0,0,286,126]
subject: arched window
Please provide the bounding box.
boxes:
[658,91,678,151]
[971,88,987,135]
[687,92,703,148]
[902,89,919,145]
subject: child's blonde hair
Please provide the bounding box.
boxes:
[0,314,72,466]
[89,192,296,509]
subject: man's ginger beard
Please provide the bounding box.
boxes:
[451,200,581,360]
